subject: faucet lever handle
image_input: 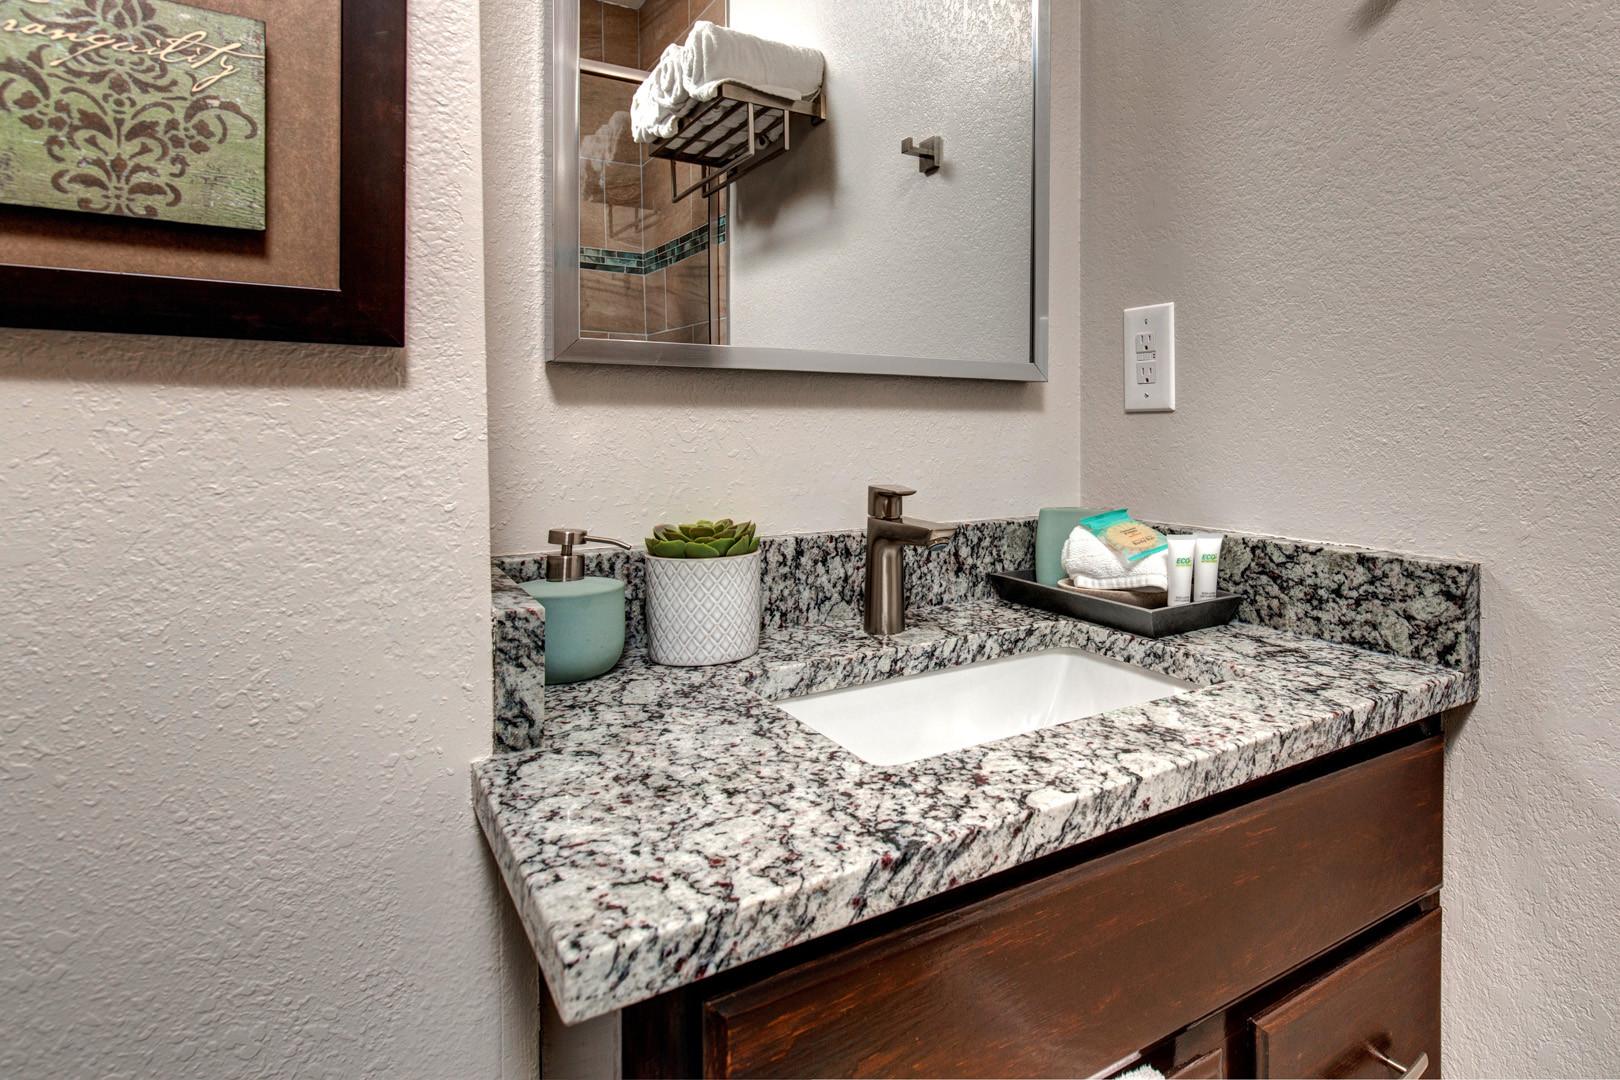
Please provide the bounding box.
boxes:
[868,484,917,520]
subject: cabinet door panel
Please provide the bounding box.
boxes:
[1252,909,1441,1079]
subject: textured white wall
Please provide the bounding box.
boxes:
[488,0,1081,553]
[0,4,539,1078]
[726,0,1032,364]
[1080,2,1619,1074]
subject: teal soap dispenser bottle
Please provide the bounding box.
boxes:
[519,527,630,684]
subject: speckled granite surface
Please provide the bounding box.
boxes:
[1153,523,1481,672]
[494,518,1034,650]
[491,564,546,753]
[473,594,1477,1023]
[489,519,1480,751]
[488,519,1036,751]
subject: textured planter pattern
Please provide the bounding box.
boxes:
[644,550,762,666]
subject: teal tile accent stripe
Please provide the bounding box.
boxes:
[581,218,727,275]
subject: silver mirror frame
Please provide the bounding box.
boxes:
[550,0,1050,382]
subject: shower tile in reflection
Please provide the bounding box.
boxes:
[639,0,690,60]
[602,163,644,252]
[579,0,604,61]
[643,269,668,332]
[580,75,637,165]
[665,253,709,329]
[581,269,647,334]
[604,3,639,66]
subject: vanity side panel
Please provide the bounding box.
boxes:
[702,738,1443,1079]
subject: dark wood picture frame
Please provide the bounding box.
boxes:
[0,0,406,347]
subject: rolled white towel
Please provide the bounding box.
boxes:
[630,43,691,143]
[1061,525,1168,591]
[680,21,825,105]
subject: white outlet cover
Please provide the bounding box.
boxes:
[1124,303,1175,413]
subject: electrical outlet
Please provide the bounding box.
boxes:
[1124,303,1175,412]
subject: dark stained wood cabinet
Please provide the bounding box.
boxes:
[618,723,1446,1080]
[1168,1047,1228,1079]
[1251,909,1441,1079]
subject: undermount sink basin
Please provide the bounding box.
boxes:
[779,647,1195,766]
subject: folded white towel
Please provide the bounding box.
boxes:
[630,43,691,143]
[1117,1066,1167,1080]
[680,21,825,106]
[1061,525,1169,591]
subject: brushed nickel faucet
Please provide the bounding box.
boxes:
[864,484,957,637]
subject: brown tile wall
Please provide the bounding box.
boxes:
[580,0,604,60]
[603,3,639,65]
[637,1,724,342]
[580,2,646,335]
[579,0,730,343]
[580,270,647,337]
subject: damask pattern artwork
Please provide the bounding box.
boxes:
[0,0,266,229]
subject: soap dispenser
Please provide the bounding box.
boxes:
[519,528,631,684]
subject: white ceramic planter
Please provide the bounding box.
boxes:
[643,549,763,666]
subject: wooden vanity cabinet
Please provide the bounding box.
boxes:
[620,722,1445,1080]
[1249,908,1441,1078]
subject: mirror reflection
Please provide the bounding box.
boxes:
[575,0,1034,366]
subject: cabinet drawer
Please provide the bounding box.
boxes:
[1252,908,1441,1079]
[702,737,1443,1078]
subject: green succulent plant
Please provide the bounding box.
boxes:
[644,518,760,559]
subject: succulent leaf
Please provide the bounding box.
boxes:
[644,516,760,556]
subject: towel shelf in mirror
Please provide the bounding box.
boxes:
[651,82,827,203]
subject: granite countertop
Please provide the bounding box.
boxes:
[472,595,1476,1024]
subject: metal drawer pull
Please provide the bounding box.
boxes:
[1366,1044,1429,1079]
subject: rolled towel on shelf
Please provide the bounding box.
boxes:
[680,21,825,105]
[1061,525,1169,592]
[630,43,691,143]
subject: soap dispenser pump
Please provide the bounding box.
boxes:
[519,528,631,684]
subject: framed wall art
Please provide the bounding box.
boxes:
[0,0,404,346]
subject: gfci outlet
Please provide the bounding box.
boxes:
[1123,302,1175,413]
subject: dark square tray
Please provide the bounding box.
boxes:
[988,569,1241,639]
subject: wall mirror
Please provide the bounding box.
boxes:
[551,0,1049,381]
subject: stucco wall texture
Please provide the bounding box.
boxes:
[0,3,538,1078]
[485,0,1085,552]
[1081,2,1619,1075]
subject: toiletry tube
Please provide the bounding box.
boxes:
[1193,534,1224,602]
[1166,535,1197,606]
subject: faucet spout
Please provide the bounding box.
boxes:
[871,516,956,550]
[863,486,956,637]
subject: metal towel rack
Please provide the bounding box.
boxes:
[577,58,827,205]
[649,82,827,203]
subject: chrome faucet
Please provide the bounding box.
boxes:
[864,484,957,636]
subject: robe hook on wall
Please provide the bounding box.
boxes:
[900,135,943,175]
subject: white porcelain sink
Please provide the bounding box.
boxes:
[779,647,1195,766]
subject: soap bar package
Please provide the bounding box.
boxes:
[1079,508,1168,564]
